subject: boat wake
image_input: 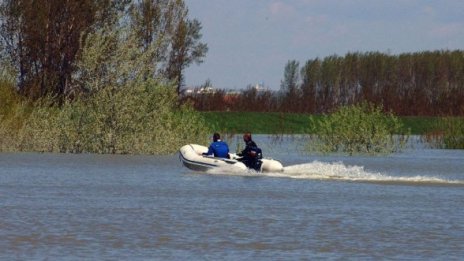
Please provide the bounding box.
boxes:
[206,161,464,186]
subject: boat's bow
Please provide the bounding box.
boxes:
[179,144,247,171]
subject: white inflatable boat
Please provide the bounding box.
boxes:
[179,144,284,173]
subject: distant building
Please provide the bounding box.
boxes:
[181,86,216,96]
[253,83,267,92]
[197,86,215,94]
[182,88,194,95]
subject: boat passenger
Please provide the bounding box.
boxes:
[237,132,262,171]
[202,133,230,158]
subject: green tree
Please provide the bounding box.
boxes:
[280,60,300,112]
[130,0,208,94]
[309,102,406,155]
[1,0,207,100]
[300,59,320,113]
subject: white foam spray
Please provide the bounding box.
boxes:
[206,161,464,185]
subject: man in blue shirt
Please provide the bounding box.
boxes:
[202,133,230,158]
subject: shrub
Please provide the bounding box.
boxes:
[421,117,464,149]
[442,118,464,149]
[308,102,407,155]
[0,79,28,151]
[0,79,21,118]
[6,82,209,154]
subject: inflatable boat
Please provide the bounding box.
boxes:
[179,144,284,173]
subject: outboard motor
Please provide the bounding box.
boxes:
[249,147,263,171]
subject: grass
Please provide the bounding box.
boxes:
[398,116,442,135]
[200,111,320,134]
[201,111,451,135]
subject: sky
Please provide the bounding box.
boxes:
[183,0,464,90]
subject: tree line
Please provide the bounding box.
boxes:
[0,0,207,102]
[1,1,462,117]
[192,50,464,116]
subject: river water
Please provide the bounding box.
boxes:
[1,136,463,260]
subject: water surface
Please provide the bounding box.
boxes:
[1,137,463,260]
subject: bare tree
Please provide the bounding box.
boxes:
[0,0,118,101]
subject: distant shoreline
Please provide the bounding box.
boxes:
[200,111,456,135]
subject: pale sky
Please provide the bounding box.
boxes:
[183,0,464,90]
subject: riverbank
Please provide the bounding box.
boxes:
[200,111,451,135]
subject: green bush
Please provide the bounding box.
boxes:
[4,83,209,154]
[422,117,464,149]
[0,80,28,151]
[442,117,464,149]
[308,102,407,155]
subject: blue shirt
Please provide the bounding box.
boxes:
[203,140,229,158]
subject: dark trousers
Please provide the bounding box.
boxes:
[242,159,262,171]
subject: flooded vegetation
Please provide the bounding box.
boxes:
[306,102,407,155]
[0,81,208,154]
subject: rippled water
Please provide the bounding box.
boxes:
[1,136,463,260]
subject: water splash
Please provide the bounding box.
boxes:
[206,166,262,177]
[282,161,464,185]
[207,161,464,186]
